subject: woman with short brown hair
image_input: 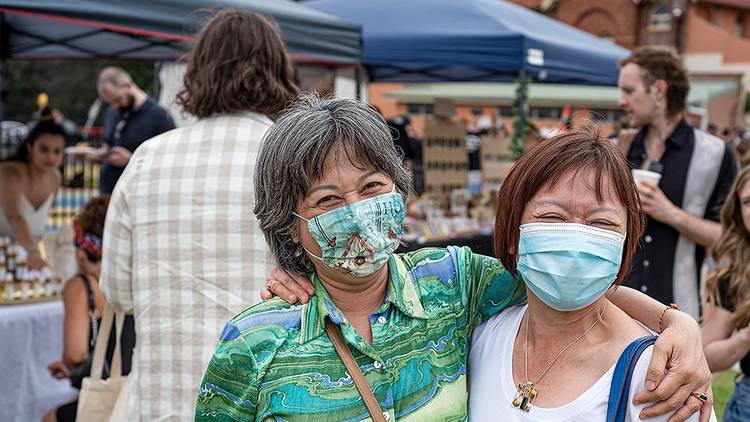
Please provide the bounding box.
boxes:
[470,126,715,421]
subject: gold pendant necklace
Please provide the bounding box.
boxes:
[512,302,608,412]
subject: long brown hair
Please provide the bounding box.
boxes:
[494,123,645,286]
[176,10,299,119]
[706,166,750,328]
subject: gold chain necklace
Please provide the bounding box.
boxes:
[512,302,608,412]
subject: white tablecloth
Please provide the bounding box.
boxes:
[0,301,78,421]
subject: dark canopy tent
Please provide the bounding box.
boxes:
[0,0,361,64]
[0,0,361,120]
[306,0,628,86]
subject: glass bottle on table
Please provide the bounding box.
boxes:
[0,251,6,280]
[20,269,35,300]
[0,236,8,258]
[53,276,63,297]
[15,247,27,283]
[4,273,14,301]
[6,244,16,279]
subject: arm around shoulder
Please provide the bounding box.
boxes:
[460,246,526,328]
[627,347,717,422]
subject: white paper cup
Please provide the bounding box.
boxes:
[632,169,662,187]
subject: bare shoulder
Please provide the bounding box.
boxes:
[63,275,86,297]
[607,302,653,345]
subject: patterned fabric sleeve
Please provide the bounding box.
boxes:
[100,149,137,312]
[195,321,259,422]
[457,246,527,331]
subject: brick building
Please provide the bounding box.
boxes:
[510,0,750,130]
[368,1,749,141]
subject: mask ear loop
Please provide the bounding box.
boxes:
[293,211,336,250]
[292,212,309,222]
[301,245,325,262]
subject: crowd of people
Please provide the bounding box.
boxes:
[3,6,750,422]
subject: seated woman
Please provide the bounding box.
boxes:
[702,166,750,422]
[468,126,715,421]
[0,120,66,269]
[197,95,711,421]
[46,196,135,422]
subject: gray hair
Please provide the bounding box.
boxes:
[254,94,412,274]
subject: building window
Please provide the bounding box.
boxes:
[591,109,625,124]
[530,107,561,120]
[649,2,673,30]
[736,14,744,37]
[714,6,722,26]
[497,107,514,117]
[406,103,433,115]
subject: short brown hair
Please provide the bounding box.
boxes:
[620,46,689,116]
[177,10,299,119]
[494,125,645,286]
[77,195,110,238]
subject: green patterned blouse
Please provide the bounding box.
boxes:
[196,246,526,421]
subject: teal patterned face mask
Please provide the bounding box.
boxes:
[294,191,405,277]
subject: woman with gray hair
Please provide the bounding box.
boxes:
[196,95,711,422]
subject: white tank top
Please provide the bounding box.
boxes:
[0,194,54,239]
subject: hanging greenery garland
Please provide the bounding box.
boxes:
[511,74,533,160]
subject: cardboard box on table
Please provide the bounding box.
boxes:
[480,134,515,187]
[422,115,468,194]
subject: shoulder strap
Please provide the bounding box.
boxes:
[79,274,98,348]
[606,335,658,422]
[324,318,386,422]
[79,274,96,315]
[89,304,125,380]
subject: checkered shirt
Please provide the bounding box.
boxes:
[101,112,274,421]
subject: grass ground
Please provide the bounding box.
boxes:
[713,369,739,420]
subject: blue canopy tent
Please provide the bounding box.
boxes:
[306,0,628,86]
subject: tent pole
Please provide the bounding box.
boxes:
[153,61,162,102]
[0,12,5,124]
[355,66,361,101]
[0,57,4,124]
[518,69,526,148]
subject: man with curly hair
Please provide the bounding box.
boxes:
[616,46,738,317]
[100,10,299,420]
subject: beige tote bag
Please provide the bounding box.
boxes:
[76,303,130,422]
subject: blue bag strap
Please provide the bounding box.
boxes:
[606,335,658,422]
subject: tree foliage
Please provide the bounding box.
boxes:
[3,60,156,125]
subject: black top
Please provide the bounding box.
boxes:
[100,98,175,194]
[717,277,750,376]
[623,119,738,305]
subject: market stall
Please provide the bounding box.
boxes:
[306,0,630,248]
[0,301,75,422]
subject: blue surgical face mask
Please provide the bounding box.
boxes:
[517,222,625,311]
[294,189,405,277]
